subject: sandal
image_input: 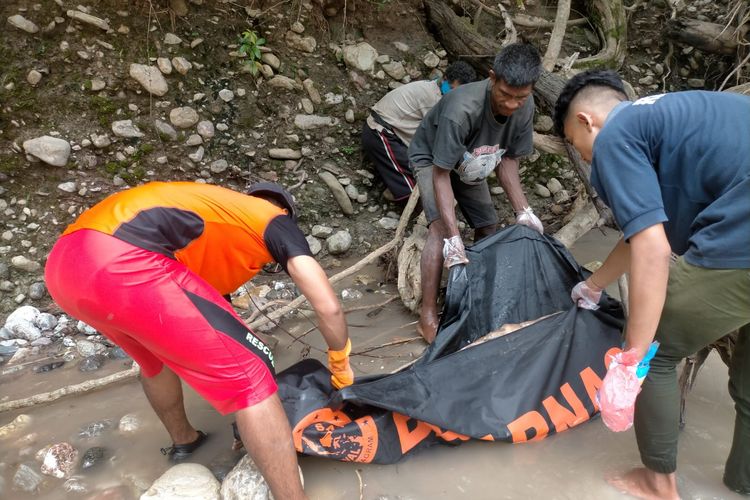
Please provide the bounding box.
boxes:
[160,430,208,461]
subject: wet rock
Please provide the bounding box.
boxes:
[27,70,43,86]
[13,463,43,493]
[112,120,144,138]
[5,306,42,341]
[301,98,314,114]
[553,189,570,204]
[343,42,378,72]
[172,57,193,76]
[170,107,200,128]
[393,41,410,52]
[305,235,322,256]
[34,361,65,373]
[345,184,359,199]
[78,419,113,439]
[268,148,301,160]
[185,134,203,146]
[31,337,52,347]
[302,79,321,104]
[92,133,111,148]
[220,453,303,500]
[423,51,440,68]
[28,282,46,300]
[258,64,274,79]
[285,31,316,53]
[311,225,333,238]
[157,57,172,74]
[210,159,228,174]
[294,114,338,130]
[546,178,563,195]
[533,115,554,133]
[345,109,355,123]
[0,414,32,439]
[688,78,705,88]
[66,10,110,31]
[382,61,406,81]
[79,354,106,372]
[108,346,130,359]
[58,181,78,193]
[41,442,78,478]
[188,146,205,162]
[141,463,220,500]
[164,33,182,45]
[378,217,399,230]
[326,231,352,255]
[77,339,106,358]
[197,120,215,139]
[80,446,106,469]
[11,255,41,273]
[267,75,301,91]
[638,75,654,86]
[219,89,234,103]
[318,172,354,215]
[129,64,169,96]
[341,288,363,301]
[8,14,39,33]
[534,184,551,198]
[118,413,142,433]
[8,347,32,364]
[154,120,178,141]
[78,321,99,336]
[260,53,280,70]
[64,476,89,493]
[22,136,71,166]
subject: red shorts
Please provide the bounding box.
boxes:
[44,229,277,415]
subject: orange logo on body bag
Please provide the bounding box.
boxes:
[292,408,378,463]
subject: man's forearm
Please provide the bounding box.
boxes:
[622,225,671,358]
[588,238,630,289]
[433,166,459,236]
[496,157,528,212]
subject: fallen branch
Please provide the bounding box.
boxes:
[351,337,422,356]
[343,296,397,313]
[542,0,571,71]
[665,17,747,55]
[0,362,141,413]
[533,131,565,155]
[248,188,421,331]
[512,12,587,28]
[553,202,600,248]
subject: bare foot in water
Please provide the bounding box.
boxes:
[417,315,439,344]
[607,468,680,500]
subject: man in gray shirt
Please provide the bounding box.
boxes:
[408,43,543,343]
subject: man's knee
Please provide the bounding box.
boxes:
[474,224,496,241]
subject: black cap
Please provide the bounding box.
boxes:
[247,182,298,221]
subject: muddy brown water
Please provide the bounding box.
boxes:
[0,228,743,499]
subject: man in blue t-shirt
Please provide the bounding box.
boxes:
[554,70,750,499]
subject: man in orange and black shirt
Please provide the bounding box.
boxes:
[45,181,352,500]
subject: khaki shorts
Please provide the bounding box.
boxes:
[413,165,497,229]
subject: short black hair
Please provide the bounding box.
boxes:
[444,60,476,85]
[553,69,628,137]
[492,43,542,87]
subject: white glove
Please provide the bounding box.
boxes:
[571,279,603,310]
[515,207,543,234]
[442,235,469,268]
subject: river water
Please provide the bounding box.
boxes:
[0,227,742,499]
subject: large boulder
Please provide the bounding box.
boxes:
[22,136,71,166]
[220,454,303,500]
[343,42,378,72]
[140,463,220,500]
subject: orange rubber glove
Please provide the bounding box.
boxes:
[328,338,354,390]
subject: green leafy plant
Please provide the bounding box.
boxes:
[340,145,357,156]
[238,29,266,77]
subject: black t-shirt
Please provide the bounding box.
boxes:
[263,215,313,272]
